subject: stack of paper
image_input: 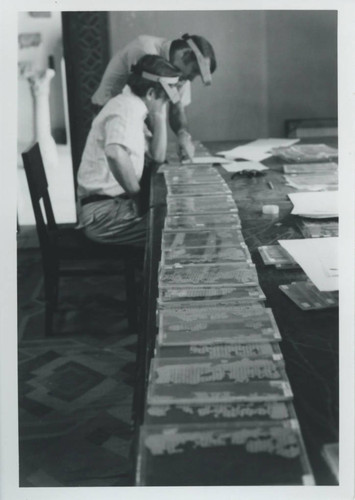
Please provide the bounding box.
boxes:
[164,167,221,184]
[279,281,338,310]
[144,398,293,426]
[283,162,338,174]
[157,162,213,173]
[162,229,245,250]
[272,144,338,163]
[155,341,282,361]
[158,285,266,308]
[149,357,287,386]
[161,244,251,267]
[167,181,231,197]
[159,263,259,288]
[217,138,300,162]
[146,382,294,411]
[158,304,282,346]
[164,213,242,231]
[288,191,338,218]
[258,245,300,269]
[278,238,338,291]
[147,362,291,405]
[298,220,338,239]
[284,173,338,191]
[221,161,269,174]
[136,420,314,486]
[167,195,238,215]
[138,142,315,487]
[182,156,232,165]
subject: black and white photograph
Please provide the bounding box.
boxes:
[1,1,354,499]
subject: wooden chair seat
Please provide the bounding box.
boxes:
[53,225,142,261]
[21,143,144,336]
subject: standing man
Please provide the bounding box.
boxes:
[92,33,217,161]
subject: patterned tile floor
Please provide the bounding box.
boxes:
[17,247,142,486]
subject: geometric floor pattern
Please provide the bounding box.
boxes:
[18,248,142,486]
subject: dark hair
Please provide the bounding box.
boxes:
[127,54,181,99]
[171,34,217,74]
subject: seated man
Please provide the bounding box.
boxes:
[77,55,181,247]
[92,33,217,161]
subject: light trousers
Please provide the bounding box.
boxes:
[77,197,147,247]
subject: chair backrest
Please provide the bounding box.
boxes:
[22,143,59,269]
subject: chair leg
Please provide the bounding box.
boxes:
[44,300,55,337]
[124,259,137,334]
[43,271,59,337]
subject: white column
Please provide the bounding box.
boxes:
[28,69,58,170]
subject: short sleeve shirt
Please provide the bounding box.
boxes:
[91,35,191,108]
[77,89,148,199]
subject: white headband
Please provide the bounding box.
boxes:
[141,71,181,104]
[141,72,179,84]
[185,38,212,86]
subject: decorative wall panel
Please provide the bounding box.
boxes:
[62,12,109,187]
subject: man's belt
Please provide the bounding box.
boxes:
[80,193,129,207]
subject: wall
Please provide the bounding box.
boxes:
[266,10,337,136]
[17,11,337,147]
[108,10,337,141]
[108,11,269,141]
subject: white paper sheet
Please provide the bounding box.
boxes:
[288,191,338,218]
[314,238,339,277]
[217,138,300,161]
[243,138,300,149]
[221,161,269,173]
[278,238,338,291]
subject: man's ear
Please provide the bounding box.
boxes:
[146,87,156,100]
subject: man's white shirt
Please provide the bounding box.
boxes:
[77,88,148,199]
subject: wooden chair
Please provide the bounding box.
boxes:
[21,143,144,337]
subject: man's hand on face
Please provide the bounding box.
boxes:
[177,129,195,162]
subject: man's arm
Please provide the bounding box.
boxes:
[168,102,195,161]
[149,106,168,164]
[105,144,143,216]
[168,101,189,134]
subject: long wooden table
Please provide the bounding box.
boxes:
[134,140,338,485]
